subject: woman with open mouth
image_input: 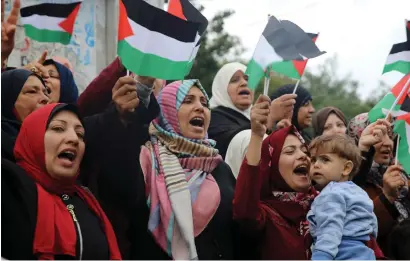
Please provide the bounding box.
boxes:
[138,80,238,259]
[2,103,121,260]
[233,95,318,260]
[348,112,410,255]
[208,62,254,159]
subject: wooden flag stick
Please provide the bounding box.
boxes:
[395,134,400,165]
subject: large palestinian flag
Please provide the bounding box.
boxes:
[383,20,410,75]
[117,0,200,80]
[369,74,410,122]
[168,0,208,74]
[20,1,82,45]
[246,16,325,90]
[270,33,319,79]
[393,113,410,174]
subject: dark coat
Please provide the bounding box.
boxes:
[208,106,251,159]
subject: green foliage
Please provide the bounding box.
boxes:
[187,8,245,95]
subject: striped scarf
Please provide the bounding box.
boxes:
[143,80,223,260]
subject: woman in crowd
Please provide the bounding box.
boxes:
[233,95,317,259]
[2,103,121,260]
[312,106,347,137]
[208,62,253,159]
[42,58,79,103]
[348,112,409,254]
[139,80,238,259]
[270,84,315,143]
[1,69,50,161]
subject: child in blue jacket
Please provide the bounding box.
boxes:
[307,134,378,260]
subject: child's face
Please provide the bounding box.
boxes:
[309,147,352,190]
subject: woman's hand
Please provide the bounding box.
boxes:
[1,0,20,66]
[250,95,271,138]
[382,165,406,203]
[22,51,50,78]
[269,93,296,123]
[112,76,140,124]
[276,118,292,130]
[358,119,390,152]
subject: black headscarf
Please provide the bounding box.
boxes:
[1,69,46,161]
[43,59,78,103]
[270,84,313,142]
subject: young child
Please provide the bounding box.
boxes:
[307,134,378,260]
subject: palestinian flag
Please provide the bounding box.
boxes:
[369,74,410,122]
[270,33,319,79]
[167,0,208,74]
[246,16,325,90]
[393,113,410,174]
[118,0,200,80]
[20,1,82,45]
[382,20,410,75]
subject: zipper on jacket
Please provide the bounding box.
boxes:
[67,204,83,260]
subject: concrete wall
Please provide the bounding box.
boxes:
[4,0,164,94]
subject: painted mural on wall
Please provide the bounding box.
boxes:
[6,0,97,93]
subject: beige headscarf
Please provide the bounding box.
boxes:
[209,62,251,119]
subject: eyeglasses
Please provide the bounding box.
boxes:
[48,70,60,79]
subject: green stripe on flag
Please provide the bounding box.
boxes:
[118,40,190,80]
[23,24,71,44]
[368,93,400,122]
[245,58,265,90]
[270,60,301,79]
[393,120,410,174]
[383,61,410,75]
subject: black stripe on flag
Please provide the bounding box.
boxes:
[179,0,208,36]
[401,94,410,112]
[390,21,410,55]
[122,0,199,43]
[20,3,80,18]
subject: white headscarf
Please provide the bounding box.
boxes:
[209,62,251,119]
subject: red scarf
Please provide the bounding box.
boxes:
[260,126,318,258]
[14,103,121,260]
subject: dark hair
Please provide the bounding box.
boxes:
[388,219,410,259]
[312,107,347,137]
[309,134,362,178]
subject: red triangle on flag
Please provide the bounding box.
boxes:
[118,0,134,41]
[397,112,410,124]
[168,0,187,20]
[292,35,318,77]
[58,4,81,34]
[392,74,410,105]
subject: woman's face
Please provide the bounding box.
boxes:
[14,76,50,121]
[322,113,347,136]
[373,133,394,165]
[178,86,211,140]
[297,100,315,129]
[43,64,61,103]
[227,70,253,111]
[44,110,85,180]
[278,134,311,192]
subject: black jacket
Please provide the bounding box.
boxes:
[208,106,251,159]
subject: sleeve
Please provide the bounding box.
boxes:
[311,188,346,260]
[371,193,399,237]
[77,57,126,117]
[353,146,375,187]
[232,159,268,233]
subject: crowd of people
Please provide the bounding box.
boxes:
[2,0,410,260]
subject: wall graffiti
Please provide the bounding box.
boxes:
[7,0,98,94]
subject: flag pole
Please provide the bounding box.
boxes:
[263,14,272,97]
[384,77,410,120]
[292,80,301,94]
[395,134,400,165]
[126,70,130,76]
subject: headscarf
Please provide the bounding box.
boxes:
[312,106,347,137]
[51,56,74,73]
[1,69,45,121]
[209,62,251,119]
[1,69,46,162]
[347,112,410,222]
[259,126,318,257]
[43,59,79,104]
[141,80,223,260]
[13,103,121,260]
[270,84,313,131]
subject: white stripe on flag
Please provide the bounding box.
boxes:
[252,35,284,69]
[126,18,196,62]
[21,15,65,31]
[386,50,410,65]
